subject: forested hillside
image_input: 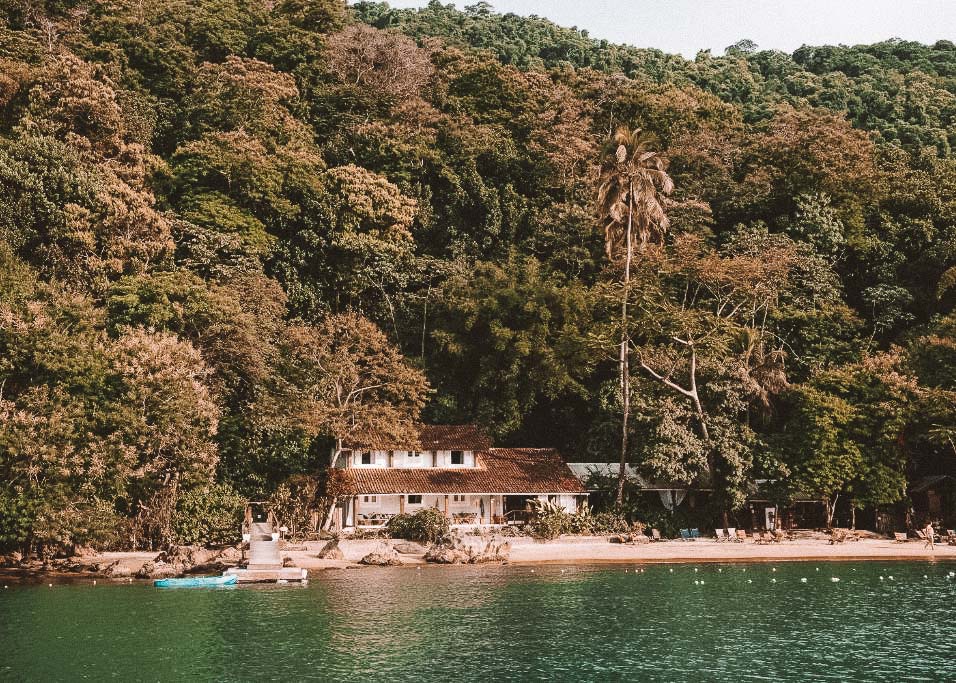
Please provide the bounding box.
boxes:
[1,0,954,551]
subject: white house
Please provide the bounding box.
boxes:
[333,425,587,529]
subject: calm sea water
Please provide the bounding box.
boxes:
[2,561,955,681]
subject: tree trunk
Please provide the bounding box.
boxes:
[851,506,856,530]
[321,439,344,531]
[615,190,634,506]
[825,494,839,528]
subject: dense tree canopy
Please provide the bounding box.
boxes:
[1,0,955,550]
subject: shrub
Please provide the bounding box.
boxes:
[529,508,572,539]
[173,484,245,546]
[589,511,631,535]
[386,508,450,543]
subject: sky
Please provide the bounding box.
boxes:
[373,0,956,58]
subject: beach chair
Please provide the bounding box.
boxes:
[893,532,907,543]
[727,527,739,542]
[690,528,701,540]
[679,528,691,541]
[715,528,727,542]
[736,529,747,542]
[650,528,663,542]
[772,529,787,543]
[915,529,927,542]
[754,531,768,544]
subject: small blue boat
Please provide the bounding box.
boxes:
[154,575,238,588]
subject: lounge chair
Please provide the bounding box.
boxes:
[894,532,907,543]
[715,528,727,542]
[829,529,847,545]
[772,529,787,543]
[753,531,769,544]
[727,527,739,542]
[690,528,701,540]
[679,528,692,541]
[650,528,663,542]
[915,529,927,542]
[736,529,747,542]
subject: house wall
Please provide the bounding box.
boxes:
[347,494,510,526]
[344,494,587,526]
[348,450,477,468]
[535,494,579,512]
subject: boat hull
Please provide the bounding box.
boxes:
[154,575,238,588]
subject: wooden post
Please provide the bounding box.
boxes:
[399,495,405,515]
[352,496,359,528]
[444,494,450,519]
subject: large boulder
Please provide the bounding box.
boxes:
[102,560,133,578]
[317,539,344,560]
[157,545,216,570]
[359,544,402,566]
[425,532,510,564]
[423,546,470,564]
[135,560,180,579]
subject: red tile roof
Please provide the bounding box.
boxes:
[334,448,586,495]
[345,424,492,451]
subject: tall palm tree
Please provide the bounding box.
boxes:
[597,127,673,505]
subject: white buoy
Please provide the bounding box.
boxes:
[669,568,673,573]
[771,578,776,583]
[700,580,705,585]
[694,580,699,585]
[800,578,807,583]
[92,580,96,586]
[831,577,840,582]
[816,567,820,571]
[880,576,884,581]
[772,567,777,572]
[888,575,894,580]
[924,575,929,579]
[718,568,722,572]
[48,583,52,588]
[747,579,752,583]
[694,568,698,572]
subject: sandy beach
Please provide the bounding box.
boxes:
[5,535,955,582]
[286,536,956,569]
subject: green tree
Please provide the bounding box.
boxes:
[596,126,673,504]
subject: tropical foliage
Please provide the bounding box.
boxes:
[1,0,955,551]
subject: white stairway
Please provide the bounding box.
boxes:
[247,521,282,569]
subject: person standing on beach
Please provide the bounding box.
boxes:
[925,521,935,550]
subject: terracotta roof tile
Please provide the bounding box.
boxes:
[345,424,492,451]
[335,448,586,495]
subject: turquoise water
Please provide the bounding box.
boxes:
[2,561,955,681]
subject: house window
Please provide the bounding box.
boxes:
[451,450,464,465]
[361,452,372,465]
[362,495,377,503]
[407,495,422,505]
[548,495,558,504]
[452,494,466,503]
[407,451,421,463]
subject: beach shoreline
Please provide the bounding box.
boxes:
[3,535,955,583]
